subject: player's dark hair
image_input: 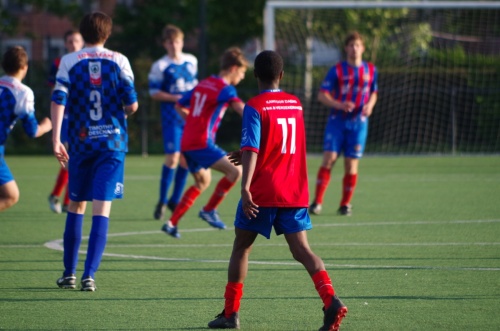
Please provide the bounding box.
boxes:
[2,46,28,75]
[162,24,184,42]
[64,29,80,42]
[79,12,112,45]
[344,31,364,46]
[254,50,283,84]
[220,47,248,71]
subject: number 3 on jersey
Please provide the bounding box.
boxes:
[277,118,296,154]
[89,90,103,121]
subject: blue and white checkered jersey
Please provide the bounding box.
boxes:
[52,46,138,155]
[148,53,198,125]
[0,75,39,147]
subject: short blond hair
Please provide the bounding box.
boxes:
[162,24,184,42]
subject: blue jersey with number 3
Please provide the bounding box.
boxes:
[52,46,138,155]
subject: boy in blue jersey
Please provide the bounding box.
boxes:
[47,29,84,214]
[0,46,52,212]
[310,31,378,216]
[51,12,138,291]
[148,24,198,220]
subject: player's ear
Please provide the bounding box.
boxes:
[279,71,284,80]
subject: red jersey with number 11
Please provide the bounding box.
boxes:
[241,90,309,207]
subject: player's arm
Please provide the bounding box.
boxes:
[240,149,259,219]
[124,102,139,117]
[318,91,354,113]
[19,90,52,138]
[174,103,189,120]
[150,91,182,103]
[229,100,245,117]
[362,92,377,117]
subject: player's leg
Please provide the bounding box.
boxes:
[155,122,182,220]
[48,166,68,213]
[202,155,241,213]
[281,209,347,331]
[0,180,19,211]
[339,118,368,215]
[162,165,209,238]
[80,151,124,291]
[209,202,263,329]
[167,153,189,212]
[310,118,343,215]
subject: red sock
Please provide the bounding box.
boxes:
[51,167,68,197]
[340,174,357,207]
[312,270,335,309]
[63,187,70,206]
[224,282,243,318]
[170,186,201,226]
[203,177,235,212]
[314,167,331,204]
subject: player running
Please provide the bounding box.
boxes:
[148,24,198,220]
[161,47,247,238]
[310,31,378,216]
[51,12,138,291]
[208,50,347,331]
[0,46,52,212]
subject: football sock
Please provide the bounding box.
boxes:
[63,212,84,276]
[51,167,68,197]
[340,173,358,207]
[224,282,243,318]
[168,166,189,206]
[159,165,175,204]
[315,167,331,204]
[203,177,235,212]
[170,186,201,226]
[83,215,109,279]
[312,270,335,309]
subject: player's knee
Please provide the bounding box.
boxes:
[228,166,242,182]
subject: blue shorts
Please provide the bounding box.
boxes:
[161,116,184,154]
[68,151,125,202]
[323,115,368,158]
[0,147,14,186]
[183,144,226,173]
[234,200,312,239]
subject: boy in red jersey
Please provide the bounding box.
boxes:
[310,31,378,216]
[208,50,347,331]
[160,47,247,238]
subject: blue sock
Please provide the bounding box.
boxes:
[63,212,84,276]
[159,165,174,204]
[169,166,189,205]
[83,215,109,279]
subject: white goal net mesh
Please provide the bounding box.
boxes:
[266,2,500,154]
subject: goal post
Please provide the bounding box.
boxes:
[264,1,500,154]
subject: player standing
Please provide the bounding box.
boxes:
[0,46,52,212]
[148,24,198,220]
[161,47,247,238]
[52,12,138,291]
[310,31,378,216]
[208,50,347,331]
[48,29,84,214]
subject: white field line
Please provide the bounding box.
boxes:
[35,219,500,272]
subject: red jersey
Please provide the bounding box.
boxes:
[178,75,242,151]
[241,90,309,207]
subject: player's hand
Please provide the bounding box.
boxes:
[53,141,69,168]
[241,189,259,220]
[362,104,373,117]
[343,101,355,113]
[227,150,242,166]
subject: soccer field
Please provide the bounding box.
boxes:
[0,155,499,330]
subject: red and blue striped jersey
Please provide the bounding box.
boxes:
[320,61,378,118]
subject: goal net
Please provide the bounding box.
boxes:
[264,1,500,154]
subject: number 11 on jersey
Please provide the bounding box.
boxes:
[277,117,296,154]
